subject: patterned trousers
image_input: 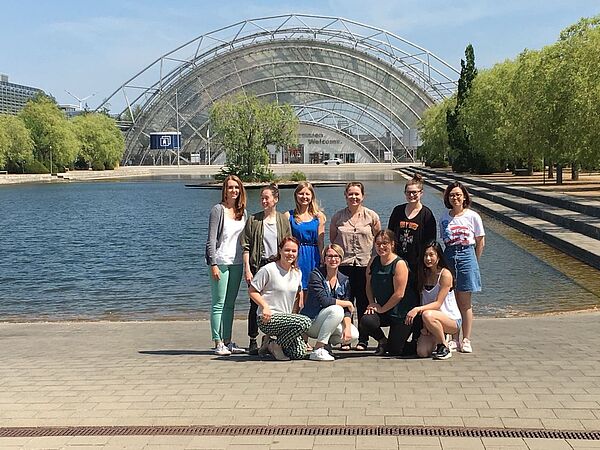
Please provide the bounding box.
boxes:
[258,313,311,360]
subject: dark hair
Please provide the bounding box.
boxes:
[221,175,246,220]
[405,173,424,192]
[344,181,365,195]
[417,240,455,293]
[374,229,397,252]
[443,181,471,209]
[261,183,279,200]
[275,236,301,269]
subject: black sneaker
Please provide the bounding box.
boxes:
[248,338,258,355]
[433,344,452,360]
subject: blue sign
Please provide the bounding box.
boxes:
[150,132,181,150]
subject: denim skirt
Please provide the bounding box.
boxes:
[443,244,481,293]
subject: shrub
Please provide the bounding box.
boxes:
[290,170,307,181]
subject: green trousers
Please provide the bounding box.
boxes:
[209,264,243,342]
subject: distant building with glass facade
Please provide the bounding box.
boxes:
[0,74,44,115]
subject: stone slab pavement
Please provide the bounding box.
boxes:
[1,312,600,449]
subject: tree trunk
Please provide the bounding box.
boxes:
[548,161,554,179]
[556,164,563,185]
[571,163,579,181]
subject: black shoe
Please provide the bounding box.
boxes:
[433,344,452,360]
[374,344,387,356]
[248,338,258,355]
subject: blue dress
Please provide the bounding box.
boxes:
[289,210,321,290]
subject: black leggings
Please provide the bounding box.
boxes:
[338,265,369,344]
[359,313,412,356]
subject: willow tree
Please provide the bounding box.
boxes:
[72,112,125,170]
[417,98,453,167]
[0,114,34,171]
[210,93,298,181]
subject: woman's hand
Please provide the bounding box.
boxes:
[340,300,354,314]
[261,306,272,323]
[210,265,221,281]
[405,307,420,326]
[244,268,253,285]
[365,302,379,315]
[341,326,352,344]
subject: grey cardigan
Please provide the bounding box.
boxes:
[205,204,247,266]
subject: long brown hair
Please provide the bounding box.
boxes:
[293,181,321,223]
[417,240,455,293]
[221,175,246,220]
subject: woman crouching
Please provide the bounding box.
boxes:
[405,241,462,360]
[249,237,311,361]
[302,244,359,361]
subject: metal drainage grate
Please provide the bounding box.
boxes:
[0,425,598,440]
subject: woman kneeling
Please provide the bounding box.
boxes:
[249,237,312,360]
[405,241,462,360]
[302,244,359,361]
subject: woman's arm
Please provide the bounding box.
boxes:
[376,259,408,314]
[405,269,452,325]
[292,289,303,313]
[307,269,337,310]
[475,236,485,260]
[317,212,326,256]
[329,214,338,244]
[249,285,272,322]
[424,208,437,243]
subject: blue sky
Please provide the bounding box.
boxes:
[2,0,598,112]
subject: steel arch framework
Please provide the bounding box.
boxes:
[98,14,459,165]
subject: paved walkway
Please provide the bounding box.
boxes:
[1,313,600,449]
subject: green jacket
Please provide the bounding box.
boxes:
[241,210,291,270]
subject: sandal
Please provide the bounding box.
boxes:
[340,344,351,351]
[355,343,367,351]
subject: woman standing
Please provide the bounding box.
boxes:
[285,182,326,291]
[405,241,462,360]
[360,230,418,356]
[440,182,485,353]
[205,175,247,356]
[330,182,381,350]
[302,244,359,361]
[387,174,436,274]
[241,184,291,354]
[249,237,312,360]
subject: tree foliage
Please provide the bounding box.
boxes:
[19,93,79,171]
[72,113,125,170]
[210,93,298,181]
[0,114,35,171]
[419,14,600,180]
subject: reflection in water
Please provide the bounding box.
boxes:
[0,170,598,321]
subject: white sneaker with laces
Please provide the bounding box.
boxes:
[460,338,473,353]
[227,342,246,354]
[448,339,459,352]
[309,347,335,361]
[214,342,231,356]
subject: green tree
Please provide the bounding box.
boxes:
[19,93,79,171]
[72,113,125,170]
[210,93,298,181]
[417,98,453,167]
[446,44,478,172]
[0,114,35,171]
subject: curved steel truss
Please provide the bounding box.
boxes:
[98,14,459,165]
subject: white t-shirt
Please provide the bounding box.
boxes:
[215,216,246,265]
[439,209,485,247]
[421,272,462,321]
[250,262,302,316]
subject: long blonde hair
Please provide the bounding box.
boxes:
[293,181,322,223]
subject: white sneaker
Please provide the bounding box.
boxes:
[460,338,472,353]
[309,347,335,361]
[214,342,231,356]
[227,342,246,354]
[448,339,459,353]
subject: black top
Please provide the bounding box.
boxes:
[387,204,436,273]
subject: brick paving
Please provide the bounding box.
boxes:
[1,312,600,448]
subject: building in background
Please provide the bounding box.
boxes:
[0,74,44,115]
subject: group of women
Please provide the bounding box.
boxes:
[205,174,485,361]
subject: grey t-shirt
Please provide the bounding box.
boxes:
[262,221,278,259]
[250,262,302,316]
